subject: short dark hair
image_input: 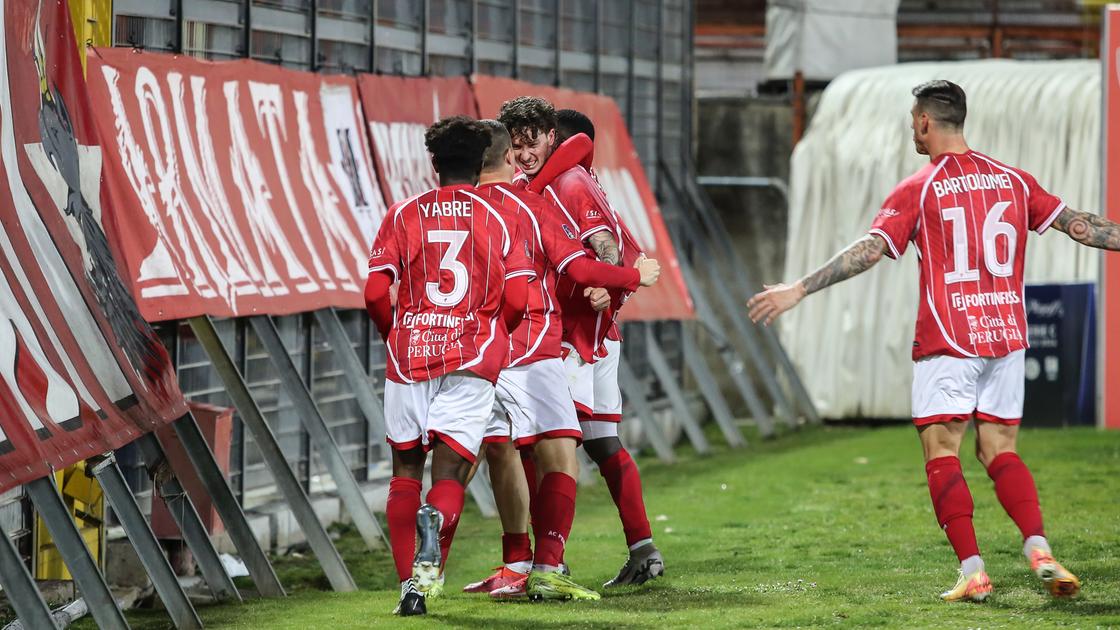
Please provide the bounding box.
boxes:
[556,109,595,142]
[424,115,492,182]
[911,80,967,129]
[477,119,511,172]
[497,96,557,144]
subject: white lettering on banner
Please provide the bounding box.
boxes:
[594,168,656,252]
[224,80,305,295]
[320,86,388,242]
[101,64,192,298]
[950,290,1022,312]
[136,68,227,300]
[931,172,1014,198]
[168,72,263,302]
[249,82,330,292]
[369,120,437,202]
[293,90,364,291]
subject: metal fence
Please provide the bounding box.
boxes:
[111,0,695,512]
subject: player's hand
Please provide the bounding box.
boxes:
[747,282,806,326]
[389,282,400,308]
[584,287,611,312]
[635,255,661,286]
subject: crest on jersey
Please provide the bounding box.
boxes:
[562,224,576,240]
[878,207,900,218]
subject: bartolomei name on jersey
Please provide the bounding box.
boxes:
[932,173,1014,198]
[420,200,473,218]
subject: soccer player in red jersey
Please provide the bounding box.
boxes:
[365,116,533,616]
[463,120,661,600]
[748,80,1120,602]
[498,98,666,587]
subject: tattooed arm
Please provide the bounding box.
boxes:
[587,230,620,265]
[1051,208,1120,250]
[747,234,889,325]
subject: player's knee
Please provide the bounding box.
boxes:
[583,436,621,463]
[391,447,426,479]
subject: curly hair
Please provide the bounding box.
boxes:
[496,96,557,144]
[424,115,492,182]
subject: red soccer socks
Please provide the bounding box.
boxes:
[387,476,422,582]
[987,451,1045,540]
[532,472,577,568]
[925,456,980,561]
[599,449,653,547]
[426,479,466,567]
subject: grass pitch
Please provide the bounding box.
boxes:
[79,425,1119,628]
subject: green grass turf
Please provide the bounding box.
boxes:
[72,425,1120,628]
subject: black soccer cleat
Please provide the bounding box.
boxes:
[393,578,427,616]
[603,542,665,588]
[412,504,444,593]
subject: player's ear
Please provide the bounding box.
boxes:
[546,128,556,148]
[505,147,514,168]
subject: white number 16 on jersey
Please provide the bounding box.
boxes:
[941,201,1016,284]
[426,230,470,306]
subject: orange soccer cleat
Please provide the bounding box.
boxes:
[462,566,528,594]
[940,569,992,602]
[1029,547,1081,599]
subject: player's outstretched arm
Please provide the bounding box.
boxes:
[747,234,888,325]
[1051,208,1120,250]
[587,230,620,265]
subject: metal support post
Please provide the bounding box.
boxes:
[188,316,357,593]
[0,515,57,630]
[313,308,387,458]
[680,326,747,448]
[90,456,202,630]
[683,162,821,425]
[617,358,675,463]
[133,433,241,603]
[248,315,387,550]
[676,255,776,437]
[170,413,284,597]
[25,475,128,630]
[644,324,709,454]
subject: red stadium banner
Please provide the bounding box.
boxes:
[356,75,480,205]
[0,0,188,493]
[472,76,694,321]
[1102,5,1120,429]
[87,49,382,321]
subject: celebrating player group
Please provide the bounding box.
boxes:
[366,79,1119,617]
[365,96,663,616]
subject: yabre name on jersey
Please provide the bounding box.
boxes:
[419,200,473,218]
[931,173,1014,198]
[950,290,1021,312]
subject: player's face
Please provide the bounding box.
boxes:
[511,128,556,176]
[910,104,930,156]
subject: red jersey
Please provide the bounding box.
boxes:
[367,184,533,383]
[475,182,587,366]
[869,150,1066,361]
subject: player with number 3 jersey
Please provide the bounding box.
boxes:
[749,80,1120,603]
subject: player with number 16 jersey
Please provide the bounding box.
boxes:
[870,149,1065,361]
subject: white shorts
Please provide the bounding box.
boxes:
[563,338,623,422]
[911,350,1024,427]
[486,358,583,448]
[384,371,495,462]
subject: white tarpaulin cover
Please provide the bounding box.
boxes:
[765,0,900,81]
[780,60,1100,418]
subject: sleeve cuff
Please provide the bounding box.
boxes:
[1034,200,1067,235]
[555,250,586,274]
[505,269,536,280]
[580,225,611,241]
[368,263,398,282]
[868,229,901,259]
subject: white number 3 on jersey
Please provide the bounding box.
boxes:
[426,230,469,306]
